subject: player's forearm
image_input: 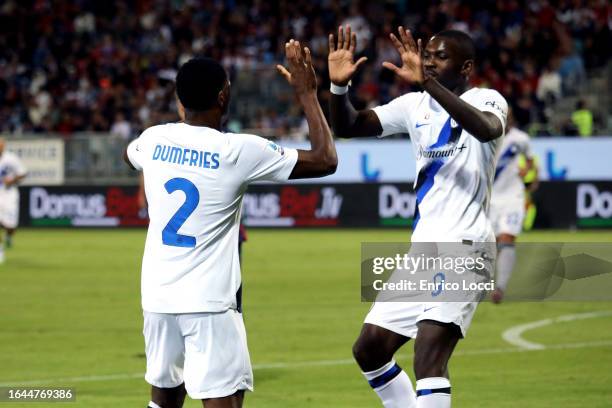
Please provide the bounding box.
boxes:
[5,174,26,187]
[329,93,360,138]
[299,92,337,170]
[422,78,503,142]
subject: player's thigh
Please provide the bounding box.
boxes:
[413,319,461,378]
[143,311,185,388]
[202,391,244,408]
[180,310,253,400]
[415,302,477,339]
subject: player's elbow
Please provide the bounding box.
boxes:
[319,153,338,176]
[476,126,502,143]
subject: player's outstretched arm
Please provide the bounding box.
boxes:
[277,40,337,179]
[2,174,26,187]
[383,27,504,142]
[328,25,382,139]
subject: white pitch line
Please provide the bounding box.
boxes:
[502,310,612,350]
[2,339,612,387]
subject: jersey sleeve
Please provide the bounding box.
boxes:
[472,89,508,135]
[372,93,417,138]
[126,130,152,170]
[231,134,298,182]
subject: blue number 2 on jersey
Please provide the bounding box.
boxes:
[162,178,200,247]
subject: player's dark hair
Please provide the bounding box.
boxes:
[434,30,476,62]
[175,58,228,111]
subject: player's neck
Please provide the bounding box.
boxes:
[451,82,469,96]
[184,111,222,130]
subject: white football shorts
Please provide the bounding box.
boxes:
[143,309,253,399]
[365,301,478,338]
[490,198,525,237]
[0,190,19,229]
[364,242,495,338]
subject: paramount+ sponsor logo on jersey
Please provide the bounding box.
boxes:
[243,186,342,227]
[416,143,467,160]
[26,187,148,227]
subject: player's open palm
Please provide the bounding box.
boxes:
[328,25,368,86]
[383,26,425,85]
[277,39,317,96]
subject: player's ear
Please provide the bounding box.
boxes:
[217,80,230,112]
[175,95,185,121]
[461,59,474,78]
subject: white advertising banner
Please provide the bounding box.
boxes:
[281,137,612,183]
[6,138,65,185]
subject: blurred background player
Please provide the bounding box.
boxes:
[328,26,506,408]
[125,42,337,408]
[0,137,27,262]
[490,110,538,303]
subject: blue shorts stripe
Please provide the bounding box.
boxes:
[368,364,402,389]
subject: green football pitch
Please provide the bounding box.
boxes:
[1,229,612,407]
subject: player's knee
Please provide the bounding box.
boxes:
[352,333,391,370]
[496,233,516,244]
[413,348,447,379]
[151,384,186,408]
[352,337,369,366]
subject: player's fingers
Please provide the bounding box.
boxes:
[355,56,368,69]
[294,41,303,64]
[399,26,416,52]
[287,40,298,65]
[382,61,401,74]
[417,38,423,55]
[344,25,352,50]
[350,32,358,53]
[328,33,336,52]
[338,25,344,50]
[276,65,292,81]
[405,28,418,52]
[389,33,406,53]
[304,46,313,66]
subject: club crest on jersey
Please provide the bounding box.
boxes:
[267,141,285,156]
[416,143,467,160]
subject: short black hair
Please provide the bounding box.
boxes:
[175,58,228,111]
[433,30,476,62]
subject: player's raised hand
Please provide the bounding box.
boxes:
[276,39,317,96]
[328,25,368,86]
[382,27,425,85]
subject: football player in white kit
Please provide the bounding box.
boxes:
[329,27,507,407]
[125,41,337,408]
[489,110,536,303]
[0,137,27,262]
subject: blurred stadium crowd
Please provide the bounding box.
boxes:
[0,0,609,139]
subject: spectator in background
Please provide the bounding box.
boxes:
[558,41,586,95]
[536,62,562,104]
[0,0,608,137]
[110,112,132,140]
[571,99,593,137]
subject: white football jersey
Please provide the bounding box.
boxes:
[0,150,27,192]
[373,87,508,243]
[491,127,532,202]
[127,123,298,313]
